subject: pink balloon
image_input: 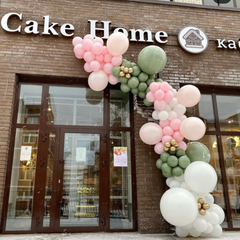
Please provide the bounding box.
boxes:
[84,63,92,73]
[160,82,172,92]
[82,39,93,51]
[104,54,112,63]
[146,92,155,102]
[90,60,101,72]
[163,126,174,136]
[88,70,108,91]
[107,32,129,56]
[95,54,104,63]
[162,135,173,145]
[154,100,166,111]
[164,90,174,102]
[74,44,85,59]
[180,117,206,141]
[149,82,159,93]
[100,62,104,70]
[159,119,170,128]
[178,141,187,151]
[154,89,164,101]
[102,46,108,55]
[111,55,123,66]
[92,42,103,55]
[72,37,83,46]
[154,142,164,155]
[103,63,114,75]
[173,131,184,142]
[83,51,95,63]
[93,37,104,45]
[177,85,201,107]
[84,34,94,41]
[108,74,119,85]
[139,123,163,145]
[170,119,182,130]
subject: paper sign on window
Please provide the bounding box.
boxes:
[113,147,127,167]
[20,146,32,161]
[76,147,86,162]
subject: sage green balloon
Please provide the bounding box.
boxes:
[138,91,146,99]
[160,152,170,162]
[131,88,139,95]
[147,78,154,86]
[138,82,147,92]
[162,163,172,178]
[178,155,191,169]
[186,142,211,163]
[119,77,128,84]
[128,77,139,89]
[146,87,150,93]
[167,156,178,167]
[137,46,167,75]
[120,83,131,93]
[169,150,176,155]
[131,62,136,67]
[132,66,141,76]
[163,171,173,178]
[155,78,163,83]
[112,66,120,77]
[156,159,163,169]
[176,149,186,158]
[172,166,184,177]
[138,72,149,82]
[122,59,132,68]
[143,98,153,107]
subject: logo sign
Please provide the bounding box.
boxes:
[178,26,208,54]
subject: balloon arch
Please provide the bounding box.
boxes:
[72,32,224,238]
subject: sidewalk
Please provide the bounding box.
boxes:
[0,232,239,240]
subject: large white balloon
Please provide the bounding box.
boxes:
[210,204,225,224]
[177,85,201,107]
[139,123,163,145]
[184,161,217,194]
[160,188,198,227]
[88,70,108,91]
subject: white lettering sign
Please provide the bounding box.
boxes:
[20,146,32,161]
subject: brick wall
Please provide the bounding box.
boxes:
[1,0,240,233]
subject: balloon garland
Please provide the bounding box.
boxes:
[72,32,225,238]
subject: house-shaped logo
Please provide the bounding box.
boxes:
[178,26,208,54]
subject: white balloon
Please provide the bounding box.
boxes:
[182,222,193,231]
[152,110,160,120]
[211,204,225,224]
[193,217,208,232]
[178,115,187,122]
[160,188,198,227]
[211,224,222,237]
[168,111,177,120]
[181,182,190,191]
[189,228,201,237]
[139,123,163,145]
[173,104,186,116]
[184,161,217,194]
[172,89,177,97]
[166,177,174,187]
[168,97,178,108]
[204,193,214,208]
[203,211,211,222]
[190,191,199,200]
[204,222,213,234]
[177,85,201,107]
[200,232,209,237]
[88,70,108,91]
[175,174,185,183]
[209,212,219,226]
[164,104,171,112]
[158,110,169,121]
[169,180,181,188]
[176,226,188,237]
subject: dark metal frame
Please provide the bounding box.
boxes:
[1,74,137,233]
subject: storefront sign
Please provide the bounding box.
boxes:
[20,146,32,161]
[113,147,128,167]
[216,39,240,50]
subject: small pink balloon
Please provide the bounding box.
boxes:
[107,32,129,56]
[108,74,119,85]
[154,100,166,111]
[74,44,85,59]
[154,89,165,101]
[160,82,172,92]
[162,135,173,145]
[84,62,92,73]
[178,141,187,151]
[102,46,108,55]
[159,119,170,128]
[82,38,93,51]
[103,63,114,75]
[90,60,101,72]
[163,126,174,136]
[170,119,182,130]
[92,42,103,55]
[164,90,174,102]
[104,53,112,63]
[154,142,164,155]
[146,92,155,102]
[83,51,95,63]
[93,37,104,45]
[84,34,94,41]
[173,131,184,142]
[100,62,104,70]
[111,55,123,66]
[95,54,104,63]
[72,37,83,46]
[149,82,159,93]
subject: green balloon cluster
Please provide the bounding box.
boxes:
[112,59,162,107]
[156,149,191,178]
